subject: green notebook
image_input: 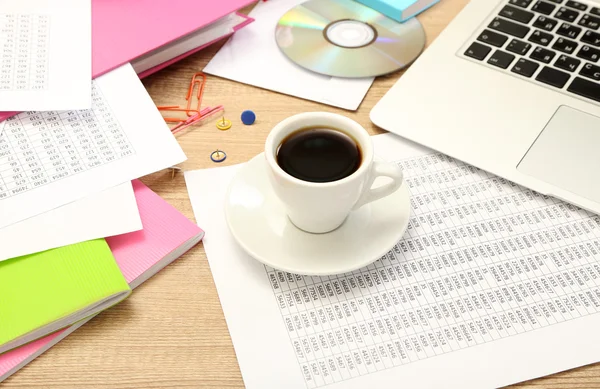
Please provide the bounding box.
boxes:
[0,239,131,354]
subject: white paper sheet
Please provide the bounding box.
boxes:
[203,0,374,111]
[0,182,141,261]
[0,0,91,111]
[0,63,186,229]
[185,133,600,389]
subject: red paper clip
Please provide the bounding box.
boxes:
[171,105,224,135]
[156,106,200,123]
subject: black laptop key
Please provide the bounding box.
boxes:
[580,62,600,81]
[533,1,557,14]
[536,66,571,87]
[487,50,516,69]
[552,37,578,53]
[557,22,582,38]
[555,54,581,71]
[477,30,509,47]
[511,58,540,77]
[568,77,600,102]
[499,5,535,23]
[531,46,557,63]
[577,45,600,62]
[533,16,558,31]
[507,39,532,55]
[579,14,600,30]
[465,42,492,60]
[565,0,587,11]
[529,30,554,46]
[555,7,580,22]
[509,0,534,7]
[592,7,600,16]
[489,17,531,38]
[582,30,600,46]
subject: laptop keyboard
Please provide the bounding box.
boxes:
[462,0,600,104]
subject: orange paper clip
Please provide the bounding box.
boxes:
[184,72,206,117]
[157,71,218,129]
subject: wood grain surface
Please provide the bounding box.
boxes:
[5,1,600,387]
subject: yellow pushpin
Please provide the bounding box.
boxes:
[216,116,232,131]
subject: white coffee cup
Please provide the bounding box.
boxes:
[264,112,404,234]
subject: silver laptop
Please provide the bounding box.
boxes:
[371,0,600,215]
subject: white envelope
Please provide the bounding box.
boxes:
[203,0,374,111]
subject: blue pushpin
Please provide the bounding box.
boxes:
[241,110,256,125]
[210,149,227,163]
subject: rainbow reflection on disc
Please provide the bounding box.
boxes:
[275,0,426,78]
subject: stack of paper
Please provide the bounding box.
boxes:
[0,0,253,374]
[0,60,189,358]
[0,180,204,382]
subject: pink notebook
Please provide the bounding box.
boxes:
[92,0,254,78]
[0,180,204,383]
[0,0,255,121]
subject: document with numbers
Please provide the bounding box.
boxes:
[0,63,185,229]
[0,0,91,111]
[186,133,600,389]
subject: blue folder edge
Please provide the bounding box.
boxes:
[355,0,440,23]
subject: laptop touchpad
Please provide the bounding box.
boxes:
[517,105,600,203]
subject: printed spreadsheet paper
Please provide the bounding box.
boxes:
[0,182,141,261]
[0,0,91,111]
[0,63,186,229]
[186,133,600,389]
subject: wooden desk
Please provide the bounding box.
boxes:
[5,0,600,387]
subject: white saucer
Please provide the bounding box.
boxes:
[224,153,411,276]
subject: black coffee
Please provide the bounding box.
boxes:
[276,126,361,183]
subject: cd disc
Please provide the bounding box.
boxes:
[275,0,426,78]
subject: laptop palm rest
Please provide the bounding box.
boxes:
[517,105,600,204]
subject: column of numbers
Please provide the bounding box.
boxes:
[0,117,31,196]
[14,14,31,90]
[0,130,12,199]
[93,87,133,159]
[29,15,49,90]
[86,89,117,163]
[60,110,101,170]
[0,14,16,90]
[19,111,49,188]
[42,111,71,180]
[0,14,49,91]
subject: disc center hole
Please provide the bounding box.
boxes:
[324,20,376,48]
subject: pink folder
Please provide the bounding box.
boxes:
[0,0,255,121]
[0,180,204,383]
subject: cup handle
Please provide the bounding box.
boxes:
[352,161,403,210]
